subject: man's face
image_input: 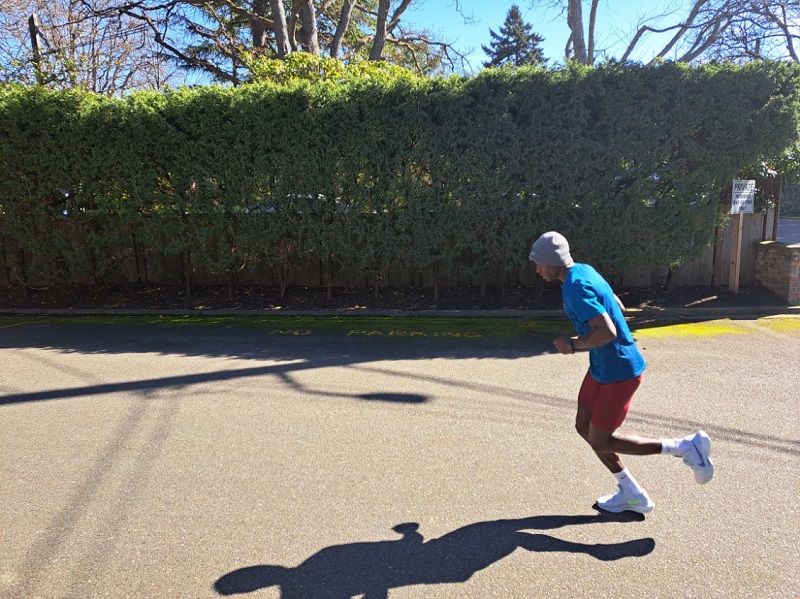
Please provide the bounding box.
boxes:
[533,261,561,282]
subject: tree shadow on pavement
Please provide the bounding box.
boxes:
[0,318,559,362]
[0,321,558,407]
[214,514,654,597]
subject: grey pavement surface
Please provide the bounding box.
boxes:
[1,316,799,598]
[777,217,800,244]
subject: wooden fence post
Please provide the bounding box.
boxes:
[728,213,744,294]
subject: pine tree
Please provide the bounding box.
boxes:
[482,5,546,68]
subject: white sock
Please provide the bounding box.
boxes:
[661,437,689,456]
[613,467,643,496]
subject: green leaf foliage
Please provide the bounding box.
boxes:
[1,60,799,290]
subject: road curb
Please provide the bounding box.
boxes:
[0,306,798,320]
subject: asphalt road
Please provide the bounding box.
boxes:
[1,316,799,599]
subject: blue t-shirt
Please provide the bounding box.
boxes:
[562,263,646,383]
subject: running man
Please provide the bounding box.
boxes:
[529,231,713,514]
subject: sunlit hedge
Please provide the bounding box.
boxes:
[1,59,799,293]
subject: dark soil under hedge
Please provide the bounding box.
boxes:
[0,282,787,312]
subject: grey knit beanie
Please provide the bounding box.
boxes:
[529,231,573,267]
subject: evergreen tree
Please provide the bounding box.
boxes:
[482,5,546,68]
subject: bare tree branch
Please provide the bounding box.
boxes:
[386,32,470,72]
[387,0,413,32]
[760,1,800,62]
[534,0,800,65]
[122,5,240,84]
[1,0,484,88]
[1,0,184,92]
[678,12,733,61]
[620,0,710,63]
[192,0,276,29]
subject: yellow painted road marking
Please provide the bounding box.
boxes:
[634,317,800,339]
[634,321,745,339]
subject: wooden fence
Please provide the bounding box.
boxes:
[618,204,777,288]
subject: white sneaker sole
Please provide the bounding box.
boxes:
[596,492,655,515]
[596,500,655,515]
[687,430,714,484]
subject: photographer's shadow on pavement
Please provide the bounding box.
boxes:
[214,513,655,597]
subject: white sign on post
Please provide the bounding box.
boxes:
[731,179,755,214]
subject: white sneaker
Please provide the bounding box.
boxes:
[596,485,655,514]
[682,430,714,484]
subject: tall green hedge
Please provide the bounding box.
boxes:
[1,60,799,292]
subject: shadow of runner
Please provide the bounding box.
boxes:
[214,514,655,597]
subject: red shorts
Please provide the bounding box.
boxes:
[578,371,643,431]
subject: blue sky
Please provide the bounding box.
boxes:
[404,0,680,73]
